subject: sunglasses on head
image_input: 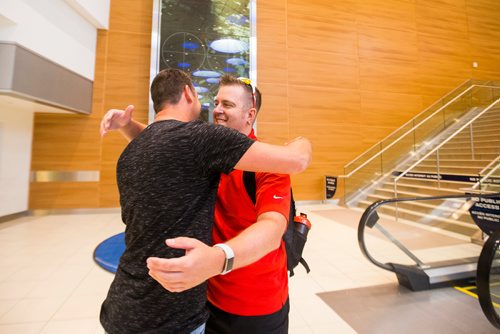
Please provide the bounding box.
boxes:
[237,77,256,109]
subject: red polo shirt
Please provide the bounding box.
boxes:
[207,130,291,316]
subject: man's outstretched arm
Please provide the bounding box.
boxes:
[100,107,312,175]
[100,105,146,141]
[235,137,312,174]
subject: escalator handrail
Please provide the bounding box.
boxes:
[357,199,395,272]
[476,228,500,329]
[358,192,500,273]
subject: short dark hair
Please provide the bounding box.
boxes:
[219,74,262,112]
[150,69,194,113]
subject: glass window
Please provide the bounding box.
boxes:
[151,0,253,122]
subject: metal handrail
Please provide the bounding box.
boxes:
[479,155,500,176]
[473,155,500,190]
[476,228,500,330]
[340,84,499,179]
[358,192,500,273]
[344,79,473,169]
[393,98,500,197]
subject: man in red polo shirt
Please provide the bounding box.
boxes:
[101,75,292,333]
[204,75,290,333]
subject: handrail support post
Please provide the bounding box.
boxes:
[437,150,441,188]
[470,124,475,160]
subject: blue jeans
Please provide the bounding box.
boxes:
[191,323,206,334]
[105,323,205,334]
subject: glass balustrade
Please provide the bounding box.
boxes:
[344,83,500,205]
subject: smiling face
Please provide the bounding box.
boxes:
[213,84,255,135]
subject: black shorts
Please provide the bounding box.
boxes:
[206,298,289,334]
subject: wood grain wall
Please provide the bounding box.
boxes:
[256,0,500,200]
[29,0,153,209]
[29,0,500,208]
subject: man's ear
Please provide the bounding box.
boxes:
[183,85,195,103]
[247,107,257,125]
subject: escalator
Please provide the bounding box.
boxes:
[477,228,500,329]
[358,192,500,291]
[358,192,500,328]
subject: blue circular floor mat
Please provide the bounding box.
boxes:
[93,232,125,273]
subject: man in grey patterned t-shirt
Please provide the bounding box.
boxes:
[100,69,311,334]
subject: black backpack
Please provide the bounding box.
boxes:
[242,171,311,277]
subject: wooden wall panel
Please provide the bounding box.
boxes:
[29,183,99,209]
[257,83,289,124]
[291,164,341,200]
[256,123,289,146]
[31,114,101,170]
[29,0,153,209]
[257,0,500,200]
[256,0,287,85]
[360,92,423,128]
[415,2,468,40]
[290,123,362,167]
[288,50,359,90]
[358,27,419,63]
[360,126,401,149]
[288,86,361,127]
[256,40,288,85]
[98,1,153,208]
[287,0,356,21]
[356,1,416,32]
[108,0,154,34]
[359,60,420,95]
[30,0,500,207]
[287,13,358,56]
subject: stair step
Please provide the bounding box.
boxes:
[345,104,499,241]
[358,198,478,237]
[438,147,500,154]
[444,139,500,146]
[454,130,500,138]
[419,159,494,167]
[434,153,499,160]
[388,176,471,189]
[372,187,464,200]
[408,166,484,174]
[381,182,464,195]
[415,164,484,170]
[360,195,472,223]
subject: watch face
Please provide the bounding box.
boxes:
[214,243,234,274]
[226,257,234,273]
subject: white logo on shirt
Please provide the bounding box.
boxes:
[273,195,284,200]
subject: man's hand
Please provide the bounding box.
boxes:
[285,136,312,171]
[100,105,134,136]
[146,237,225,293]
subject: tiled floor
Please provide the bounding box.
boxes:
[0,204,485,333]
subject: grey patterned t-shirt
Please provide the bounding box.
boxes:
[100,119,255,334]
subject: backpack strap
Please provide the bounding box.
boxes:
[242,171,256,204]
[299,258,311,273]
[289,189,296,221]
[243,171,295,221]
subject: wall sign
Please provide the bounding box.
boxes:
[325,176,337,199]
[469,196,500,235]
[393,171,500,184]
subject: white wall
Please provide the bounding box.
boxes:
[0,105,34,217]
[64,0,110,29]
[0,0,110,80]
[0,0,110,217]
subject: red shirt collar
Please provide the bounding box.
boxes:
[248,129,257,140]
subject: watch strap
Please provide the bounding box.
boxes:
[213,243,234,275]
